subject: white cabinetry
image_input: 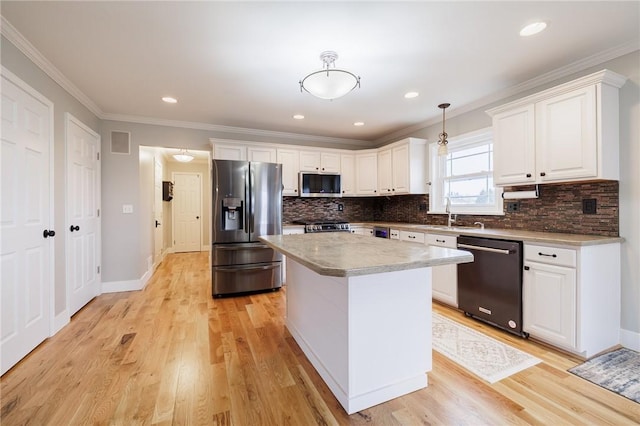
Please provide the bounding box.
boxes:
[522,242,620,357]
[377,138,427,195]
[355,151,378,195]
[299,150,341,173]
[247,146,277,163]
[350,226,373,236]
[340,154,356,196]
[213,143,247,161]
[277,148,300,196]
[400,230,425,244]
[390,229,400,240]
[487,70,626,186]
[426,234,458,307]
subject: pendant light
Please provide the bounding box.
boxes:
[299,51,360,100]
[437,103,450,156]
[173,149,194,163]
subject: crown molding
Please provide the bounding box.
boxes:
[101,113,372,148]
[376,39,640,144]
[1,15,103,117]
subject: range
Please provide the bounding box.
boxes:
[293,220,351,233]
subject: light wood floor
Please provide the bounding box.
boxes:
[1,252,638,425]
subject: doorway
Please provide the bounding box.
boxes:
[172,172,203,252]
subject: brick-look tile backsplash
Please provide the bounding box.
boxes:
[283,181,618,236]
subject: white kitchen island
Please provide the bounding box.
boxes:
[259,233,473,414]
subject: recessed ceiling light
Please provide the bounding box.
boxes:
[293,114,305,120]
[404,92,419,99]
[353,121,364,127]
[162,96,178,104]
[520,22,547,37]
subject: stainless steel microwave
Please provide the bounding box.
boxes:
[298,172,342,197]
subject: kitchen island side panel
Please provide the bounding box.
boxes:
[285,259,432,414]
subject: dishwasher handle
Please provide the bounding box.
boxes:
[457,243,512,255]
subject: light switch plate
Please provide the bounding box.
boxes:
[122,204,134,214]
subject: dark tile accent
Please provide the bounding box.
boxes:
[283,181,619,236]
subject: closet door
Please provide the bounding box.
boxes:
[1,69,54,375]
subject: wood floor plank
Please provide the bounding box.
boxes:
[2,252,639,425]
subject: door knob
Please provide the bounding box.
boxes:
[43,229,55,238]
[69,225,80,232]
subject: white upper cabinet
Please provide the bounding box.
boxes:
[355,151,378,195]
[377,138,427,195]
[492,105,536,185]
[213,143,247,161]
[487,69,627,187]
[277,148,300,196]
[247,146,277,163]
[299,150,341,173]
[340,154,356,196]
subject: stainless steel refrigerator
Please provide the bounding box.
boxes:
[211,159,283,297]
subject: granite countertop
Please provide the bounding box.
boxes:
[345,222,623,246]
[259,233,473,277]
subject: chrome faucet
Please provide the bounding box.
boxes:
[474,221,485,230]
[445,197,456,228]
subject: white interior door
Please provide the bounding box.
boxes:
[172,172,202,252]
[66,114,101,316]
[153,157,163,265]
[1,68,53,375]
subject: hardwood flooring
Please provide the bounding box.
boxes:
[1,252,639,425]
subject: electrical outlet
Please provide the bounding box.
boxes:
[583,198,597,214]
[337,204,344,211]
[507,201,520,212]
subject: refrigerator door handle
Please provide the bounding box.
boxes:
[215,264,280,273]
[249,164,255,235]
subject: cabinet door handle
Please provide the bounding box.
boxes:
[524,266,530,271]
[540,172,546,177]
[43,229,55,238]
[526,173,532,178]
[436,239,445,243]
[69,225,80,232]
[538,252,557,258]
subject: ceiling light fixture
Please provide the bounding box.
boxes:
[520,22,547,37]
[404,92,419,99]
[437,103,450,157]
[299,51,360,100]
[173,149,194,163]
[353,121,364,126]
[293,114,305,120]
[162,96,178,104]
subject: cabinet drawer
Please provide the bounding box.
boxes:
[426,234,457,249]
[390,229,400,240]
[400,231,425,244]
[525,244,576,267]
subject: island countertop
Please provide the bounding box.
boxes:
[259,233,473,277]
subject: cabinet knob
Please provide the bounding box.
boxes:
[69,225,80,232]
[524,266,530,271]
[374,190,377,193]
[43,229,55,238]
[540,172,546,177]
[526,173,532,178]
[294,189,297,193]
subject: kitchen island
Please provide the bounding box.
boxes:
[259,233,473,414]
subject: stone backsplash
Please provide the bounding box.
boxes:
[283,181,619,236]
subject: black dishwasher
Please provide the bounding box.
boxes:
[457,236,527,337]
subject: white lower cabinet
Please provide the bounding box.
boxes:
[390,229,400,240]
[350,226,373,236]
[522,242,620,357]
[426,234,458,307]
[399,230,424,244]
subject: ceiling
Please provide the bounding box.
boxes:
[1,1,638,144]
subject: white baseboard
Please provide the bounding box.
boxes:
[201,244,210,251]
[52,309,69,336]
[101,279,145,293]
[620,327,640,351]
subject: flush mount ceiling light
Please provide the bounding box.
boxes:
[293,114,305,120]
[437,103,450,157]
[520,22,547,37]
[173,149,194,163]
[162,96,178,104]
[404,92,419,99]
[299,51,360,100]
[353,121,364,126]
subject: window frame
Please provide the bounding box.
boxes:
[428,127,504,216]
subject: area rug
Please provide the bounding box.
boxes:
[432,312,541,384]
[569,348,640,403]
